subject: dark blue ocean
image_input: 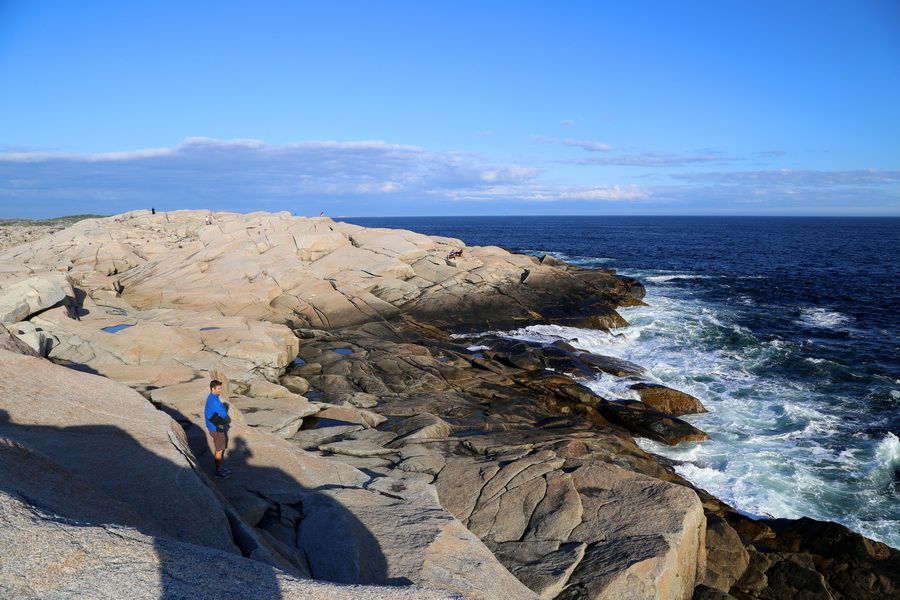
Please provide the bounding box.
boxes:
[344,216,900,548]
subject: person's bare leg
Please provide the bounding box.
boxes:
[214,449,224,475]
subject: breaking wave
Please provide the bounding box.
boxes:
[498,270,900,549]
[797,307,852,329]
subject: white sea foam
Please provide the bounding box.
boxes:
[797,307,852,329]
[646,274,712,283]
[875,432,900,473]
[495,275,900,549]
[585,377,642,401]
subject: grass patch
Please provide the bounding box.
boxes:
[0,214,106,227]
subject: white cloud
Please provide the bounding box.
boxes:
[566,151,725,167]
[562,138,613,152]
[671,169,900,186]
[1,138,895,216]
[532,135,613,152]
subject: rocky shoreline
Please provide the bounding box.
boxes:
[0,210,896,599]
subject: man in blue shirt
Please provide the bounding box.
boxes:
[204,379,232,479]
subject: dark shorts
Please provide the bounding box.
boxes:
[210,430,228,452]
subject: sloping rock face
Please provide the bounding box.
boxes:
[0,490,458,600]
[0,347,531,599]
[0,349,238,555]
[0,210,641,332]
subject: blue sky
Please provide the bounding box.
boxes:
[1,1,899,217]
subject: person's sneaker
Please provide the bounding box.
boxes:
[215,471,232,479]
[220,467,233,476]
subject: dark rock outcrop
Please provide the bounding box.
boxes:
[631,383,708,416]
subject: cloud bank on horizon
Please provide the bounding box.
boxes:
[0,2,898,217]
[1,137,897,217]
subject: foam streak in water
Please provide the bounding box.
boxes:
[498,274,900,549]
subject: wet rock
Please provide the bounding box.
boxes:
[693,585,738,599]
[631,382,708,416]
[702,514,750,592]
[763,559,834,599]
[576,353,646,377]
[508,349,544,371]
[291,361,323,377]
[761,517,899,599]
[595,400,710,445]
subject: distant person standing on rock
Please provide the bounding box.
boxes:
[204,380,232,479]
[151,207,155,215]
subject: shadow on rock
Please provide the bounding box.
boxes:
[0,403,398,598]
[161,403,401,588]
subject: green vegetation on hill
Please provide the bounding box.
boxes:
[0,214,105,227]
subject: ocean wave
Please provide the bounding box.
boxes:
[496,290,899,548]
[585,377,642,401]
[797,307,852,329]
[875,432,900,472]
[646,274,713,283]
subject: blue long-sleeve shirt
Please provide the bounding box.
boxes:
[204,392,229,433]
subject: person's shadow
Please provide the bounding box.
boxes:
[0,402,397,599]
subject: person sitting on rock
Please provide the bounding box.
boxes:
[520,268,530,284]
[204,379,232,479]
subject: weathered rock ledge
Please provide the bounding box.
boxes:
[1,210,896,600]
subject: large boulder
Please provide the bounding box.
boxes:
[0,272,72,323]
[0,323,39,356]
[435,452,707,600]
[630,383,707,416]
